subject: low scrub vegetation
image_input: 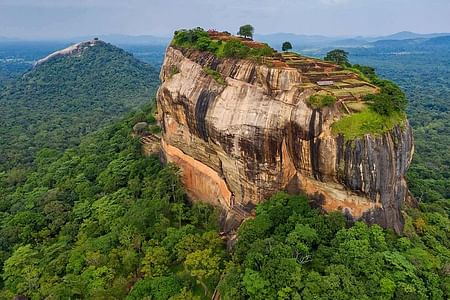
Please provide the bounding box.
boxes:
[307,94,336,109]
[332,109,405,140]
[203,67,226,85]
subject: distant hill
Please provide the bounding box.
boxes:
[377,31,450,40]
[0,40,159,171]
[422,35,450,46]
[369,35,450,49]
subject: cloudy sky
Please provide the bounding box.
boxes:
[1,0,449,39]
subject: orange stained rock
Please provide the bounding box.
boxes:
[161,139,232,208]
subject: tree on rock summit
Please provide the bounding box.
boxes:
[238,24,254,39]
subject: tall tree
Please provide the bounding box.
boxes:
[282,41,293,52]
[184,249,220,296]
[238,24,254,39]
[324,49,349,66]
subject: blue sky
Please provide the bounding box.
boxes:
[1,0,449,39]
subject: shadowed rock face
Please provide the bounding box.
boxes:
[157,46,414,233]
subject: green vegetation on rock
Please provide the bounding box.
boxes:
[307,94,336,109]
[324,49,350,66]
[282,41,293,52]
[203,67,226,85]
[332,62,408,140]
[172,27,274,60]
[332,110,405,140]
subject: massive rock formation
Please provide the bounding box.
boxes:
[157,45,414,233]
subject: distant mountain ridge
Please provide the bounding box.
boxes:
[369,35,450,49]
[377,31,450,40]
[2,31,449,47]
[256,31,450,49]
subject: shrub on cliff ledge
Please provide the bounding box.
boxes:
[367,78,408,115]
[221,39,250,58]
[203,67,226,85]
[307,94,336,109]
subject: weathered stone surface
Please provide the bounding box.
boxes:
[157,46,415,233]
[33,39,103,68]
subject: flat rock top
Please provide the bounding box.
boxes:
[277,52,379,103]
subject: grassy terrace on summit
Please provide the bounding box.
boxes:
[172,28,408,140]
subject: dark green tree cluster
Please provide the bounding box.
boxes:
[219,192,450,300]
[172,27,274,60]
[0,108,226,299]
[356,67,408,116]
[0,41,159,172]
[172,27,220,53]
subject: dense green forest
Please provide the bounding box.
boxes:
[2,106,447,299]
[0,107,226,299]
[0,39,448,299]
[219,193,449,299]
[0,41,159,172]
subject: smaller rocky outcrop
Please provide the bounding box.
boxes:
[33,39,103,67]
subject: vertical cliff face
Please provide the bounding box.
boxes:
[157,46,414,233]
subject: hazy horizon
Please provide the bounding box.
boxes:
[1,0,450,40]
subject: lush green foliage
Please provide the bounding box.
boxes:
[307,94,336,109]
[282,41,293,52]
[172,28,274,60]
[360,72,408,116]
[172,28,220,53]
[0,34,448,299]
[331,110,405,140]
[324,49,350,66]
[219,192,450,300]
[0,108,226,299]
[0,42,159,172]
[332,61,407,139]
[238,25,254,39]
